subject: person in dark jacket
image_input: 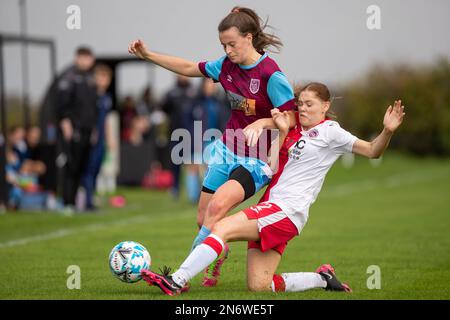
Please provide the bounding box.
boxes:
[161,75,197,199]
[56,46,97,212]
[184,79,230,203]
[81,63,113,211]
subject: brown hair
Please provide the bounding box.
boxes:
[218,6,283,53]
[94,63,112,77]
[76,46,93,56]
[294,82,337,120]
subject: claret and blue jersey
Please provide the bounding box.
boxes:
[198,53,296,193]
[198,53,296,159]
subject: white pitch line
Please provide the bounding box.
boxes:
[1,168,448,249]
[0,210,192,249]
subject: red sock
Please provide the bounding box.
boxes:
[272,274,286,292]
[202,234,224,256]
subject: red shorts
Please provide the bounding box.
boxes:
[243,202,298,255]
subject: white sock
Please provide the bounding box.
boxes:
[171,234,224,287]
[271,272,327,292]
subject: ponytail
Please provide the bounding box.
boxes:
[218,6,283,53]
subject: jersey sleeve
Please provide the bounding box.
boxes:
[267,71,296,111]
[198,55,226,81]
[325,121,358,155]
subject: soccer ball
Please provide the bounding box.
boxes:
[109,241,151,283]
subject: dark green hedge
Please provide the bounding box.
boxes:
[333,58,450,156]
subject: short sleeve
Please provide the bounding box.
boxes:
[325,121,358,155]
[267,71,296,111]
[198,55,226,81]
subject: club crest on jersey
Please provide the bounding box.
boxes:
[249,78,260,94]
[308,129,319,138]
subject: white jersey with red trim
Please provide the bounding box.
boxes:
[262,120,358,232]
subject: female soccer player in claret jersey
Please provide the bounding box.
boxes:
[128,6,296,286]
[140,82,406,296]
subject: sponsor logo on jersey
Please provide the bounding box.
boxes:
[226,91,256,116]
[308,129,319,138]
[289,139,306,160]
[249,78,260,94]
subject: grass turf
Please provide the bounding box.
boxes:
[0,152,449,300]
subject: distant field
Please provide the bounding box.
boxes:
[1,152,449,300]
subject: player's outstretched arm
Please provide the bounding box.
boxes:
[128,39,203,77]
[352,100,405,159]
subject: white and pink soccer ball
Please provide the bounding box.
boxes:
[109,241,151,283]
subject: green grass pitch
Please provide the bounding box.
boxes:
[1,152,449,300]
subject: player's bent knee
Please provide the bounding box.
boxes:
[247,270,273,292]
[247,280,272,292]
[207,198,228,219]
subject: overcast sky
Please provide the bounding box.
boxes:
[1,0,450,104]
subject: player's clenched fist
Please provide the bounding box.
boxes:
[128,39,150,60]
[271,109,290,133]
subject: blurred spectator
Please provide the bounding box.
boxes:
[96,110,120,199]
[183,79,230,203]
[148,107,171,175]
[147,92,170,171]
[161,75,197,200]
[25,126,42,159]
[119,90,152,146]
[119,95,137,142]
[137,88,172,192]
[5,147,22,209]
[5,128,47,210]
[81,63,113,211]
[136,86,157,142]
[194,78,230,134]
[8,126,27,165]
[137,86,157,116]
[128,116,150,146]
[25,126,59,209]
[7,126,46,175]
[55,46,97,213]
[25,126,58,207]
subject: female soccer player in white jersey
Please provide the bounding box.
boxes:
[140,82,406,295]
[128,6,296,286]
